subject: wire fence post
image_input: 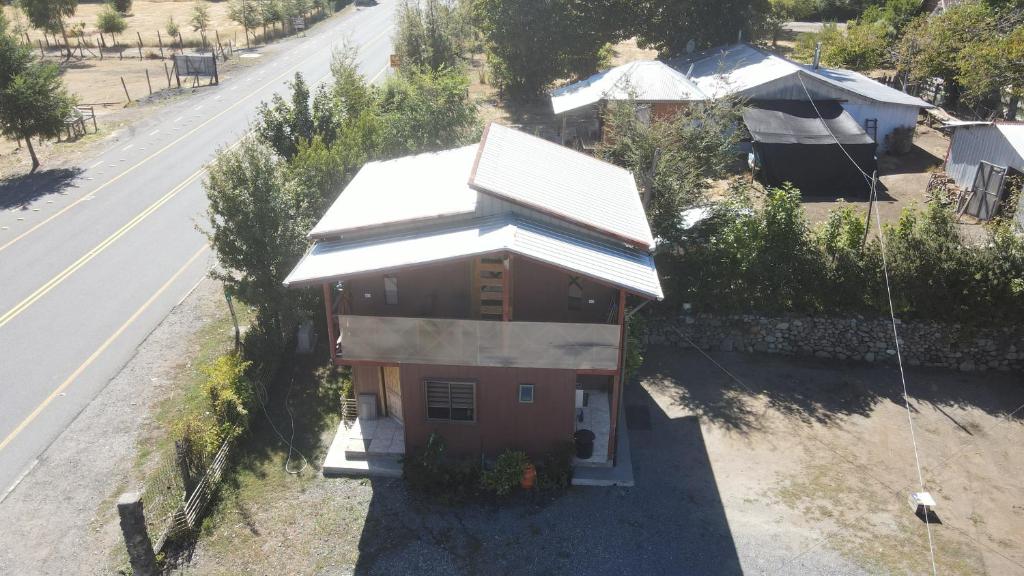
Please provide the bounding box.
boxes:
[145,68,153,96]
[121,76,131,103]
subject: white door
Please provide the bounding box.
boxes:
[383,367,402,423]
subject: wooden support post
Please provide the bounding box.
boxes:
[164,61,171,88]
[212,51,219,85]
[38,39,44,58]
[177,32,184,54]
[608,288,627,463]
[502,253,512,321]
[145,69,152,95]
[157,30,164,59]
[136,31,144,60]
[120,76,131,103]
[323,283,337,363]
[173,60,181,88]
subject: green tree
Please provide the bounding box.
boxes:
[111,0,132,15]
[0,64,77,172]
[228,0,260,47]
[394,0,470,72]
[956,25,1024,113]
[255,72,315,159]
[597,96,743,244]
[631,0,771,57]
[898,2,995,108]
[204,137,317,331]
[474,0,619,99]
[191,0,211,49]
[377,66,479,156]
[96,4,126,46]
[17,0,78,59]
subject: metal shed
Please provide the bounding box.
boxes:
[944,122,1024,189]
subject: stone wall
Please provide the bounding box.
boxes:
[646,313,1024,373]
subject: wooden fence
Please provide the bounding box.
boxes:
[146,439,231,554]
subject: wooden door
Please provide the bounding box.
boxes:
[382,367,402,423]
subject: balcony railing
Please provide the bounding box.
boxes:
[336,315,621,370]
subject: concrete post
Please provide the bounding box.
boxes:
[117,492,158,576]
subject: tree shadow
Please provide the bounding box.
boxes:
[0,167,83,211]
[351,381,742,575]
[639,345,1024,432]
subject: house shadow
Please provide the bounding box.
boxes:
[0,167,82,210]
[640,345,1024,433]
[877,143,944,177]
[351,378,742,576]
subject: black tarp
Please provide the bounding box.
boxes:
[743,100,876,195]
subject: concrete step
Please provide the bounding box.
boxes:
[323,453,403,478]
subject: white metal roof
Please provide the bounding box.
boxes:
[470,123,655,249]
[550,60,706,114]
[308,145,479,238]
[672,43,931,108]
[996,124,1024,158]
[283,215,664,300]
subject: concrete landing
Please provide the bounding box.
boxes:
[322,421,403,478]
[572,404,634,487]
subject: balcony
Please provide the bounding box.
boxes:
[336,315,621,371]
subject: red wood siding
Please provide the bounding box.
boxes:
[347,259,473,319]
[511,257,618,324]
[399,364,576,458]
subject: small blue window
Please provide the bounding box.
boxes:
[518,384,534,403]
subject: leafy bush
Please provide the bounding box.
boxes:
[664,184,1024,326]
[481,449,528,496]
[96,5,127,36]
[535,441,574,493]
[111,0,132,15]
[403,433,481,502]
[393,0,471,72]
[203,353,255,445]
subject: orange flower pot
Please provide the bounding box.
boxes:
[521,463,537,490]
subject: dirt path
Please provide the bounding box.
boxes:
[0,277,230,575]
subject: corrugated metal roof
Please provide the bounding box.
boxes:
[550,60,706,114]
[470,123,655,249]
[670,43,931,108]
[308,145,479,239]
[283,215,663,300]
[997,124,1024,159]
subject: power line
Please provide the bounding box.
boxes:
[795,70,938,575]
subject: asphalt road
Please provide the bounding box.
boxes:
[0,1,396,498]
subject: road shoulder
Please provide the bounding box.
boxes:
[0,277,228,575]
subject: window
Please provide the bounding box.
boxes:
[384,275,398,305]
[568,275,583,311]
[518,384,534,403]
[425,380,475,422]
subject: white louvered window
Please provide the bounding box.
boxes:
[425,381,475,422]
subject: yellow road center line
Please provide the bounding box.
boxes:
[0,244,210,454]
[0,169,204,329]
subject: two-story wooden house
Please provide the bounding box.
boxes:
[283,123,662,477]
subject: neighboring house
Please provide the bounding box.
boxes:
[942,121,1024,221]
[551,44,931,155]
[670,43,933,154]
[284,123,663,477]
[550,60,706,146]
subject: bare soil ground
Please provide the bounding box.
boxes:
[168,347,1024,575]
[641,346,1024,575]
[0,2,335,179]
